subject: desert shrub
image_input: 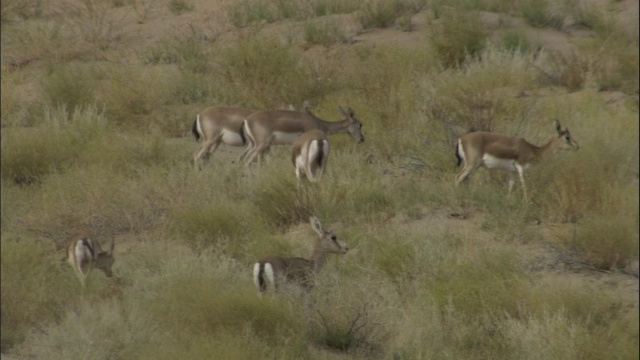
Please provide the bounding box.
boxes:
[41,62,99,112]
[357,0,425,30]
[210,35,328,109]
[312,0,361,16]
[577,38,640,93]
[15,300,151,360]
[430,0,513,16]
[304,18,348,47]
[429,244,526,317]
[1,68,23,126]
[167,0,193,15]
[168,204,247,246]
[500,28,538,54]
[518,0,564,29]
[228,0,308,27]
[429,6,487,68]
[1,0,44,22]
[135,246,308,344]
[56,0,125,50]
[97,64,177,126]
[566,213,639,270]
[1,235,78,353]
[1,104,109,184]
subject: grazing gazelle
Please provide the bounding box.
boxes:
[66,235,115,287]
[192,106,256,170]
[253,216,349,296]
[455,120,579,201]
[242,106,364,166]
[291,129,330,183]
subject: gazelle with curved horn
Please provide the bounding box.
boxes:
[291,129,330,184]
[192,106,256,170]
[242,106,364,166]
[253,216,349,296]
[455,120,579,201]
[66,235,115,287]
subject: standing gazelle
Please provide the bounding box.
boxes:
[66,235,115,287]
[291,130,330,184]
[192,106,256,170]
[242,106,364,166]
[455,120,579,201]
[253,216,349,296]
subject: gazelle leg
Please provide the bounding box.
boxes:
[456,161,480,185]
[507,172,517,197]
[516,164,528,202]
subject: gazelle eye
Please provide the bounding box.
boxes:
[331,235,337,241]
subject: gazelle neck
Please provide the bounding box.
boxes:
[309,246,332,274]
[321,117,350,135]
[531,136,561,161]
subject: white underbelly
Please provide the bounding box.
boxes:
[272,131,302,145]
[221,129,244,146]
[482,154,520,172]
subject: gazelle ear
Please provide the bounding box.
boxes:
[303,100,311,112]
[555,120,562,134]
[338,106,348,118]
[310,216,323,236]
[110,239,115,254]
[348,107,355,117]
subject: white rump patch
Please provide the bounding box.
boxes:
[457,139,466,163]
[264,263,275,292]
[253,263,262,290]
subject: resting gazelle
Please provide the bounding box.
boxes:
[192,106,256,170]
[291,129,330,184]
[253,216,348,296]
[242,106,364,166]
[455,120,579,201]
[66,235,115,287]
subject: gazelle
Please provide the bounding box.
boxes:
[66,235,115,287]
[242,106,364,166]
[253,216,349,296]
[192,106,256,170]
[455,120,579,201]
[291,129,330,183]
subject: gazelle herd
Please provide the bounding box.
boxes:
[64,102,579,295]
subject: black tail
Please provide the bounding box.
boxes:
[239,122,247,146]
[192,116,200,141]
[257,265,266,292]
[455,141,462,167]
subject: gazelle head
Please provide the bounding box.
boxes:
[555,120,580,151]
[338,106,365,143]
[94,239,115,277]
[310,216,349,255]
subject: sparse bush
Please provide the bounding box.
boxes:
[429,7,487,68]
[41,63,99,111]
[519,0,564,29]
[500,28,537,54]
[57,0,124,49]
[168,0,193,15]
[312,0,361,16]
[210,35,327,109]
[304,18,348,47]
[356,0,421,30]
[0,104,108,184]
[1,236,78,353]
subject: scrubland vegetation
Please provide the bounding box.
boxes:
[1,0,638,359]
